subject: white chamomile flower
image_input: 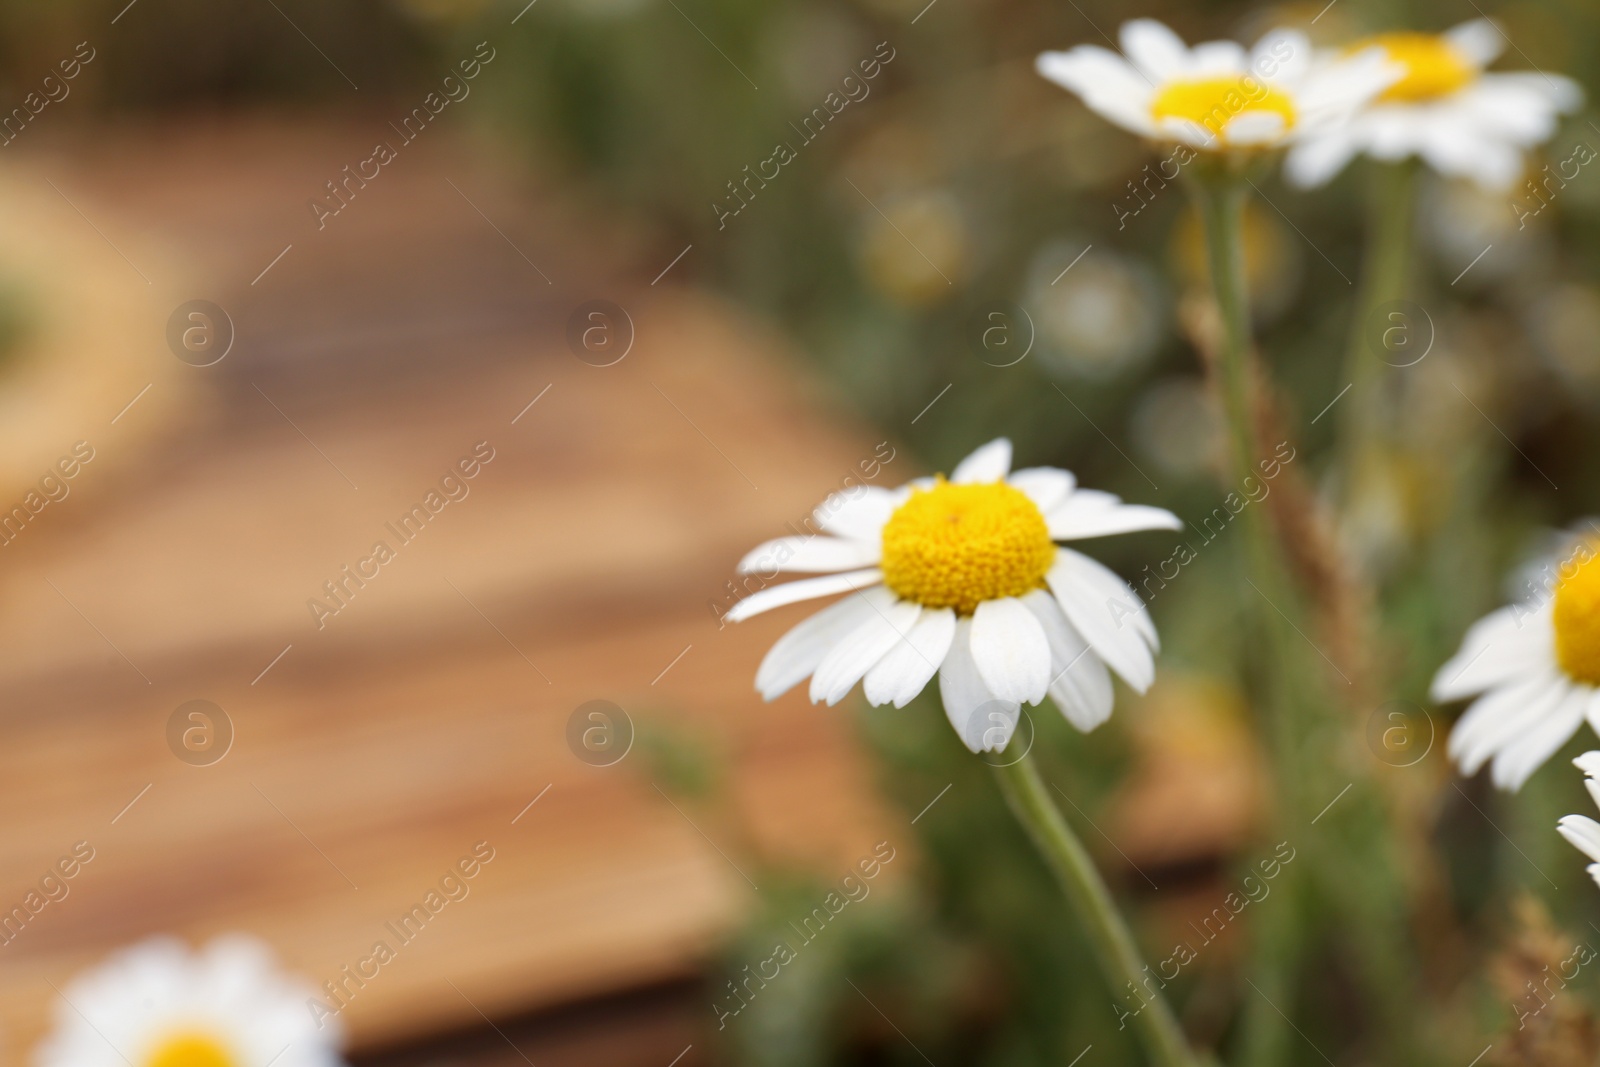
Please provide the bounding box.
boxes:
[1558,751,1600,889]
[728,438,1181,753]
[35,935,344,1067]
[1287,21,1583,190]
[1035,18,1399,152]
[1432,539,1600,791]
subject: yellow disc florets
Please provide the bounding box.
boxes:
[1149,76,1297,144]
[880,479,1055,615]
[146,1034,236,1067]
[1555,543,1600,686]
[1361,32,1476,103]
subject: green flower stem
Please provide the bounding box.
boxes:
[993,752,1196,1067]
[1334,158,1437,1065]
[1188,166,1313,1067]
[1187,168,1306,710]
[1337,160,1418,495]
[1186,168,1311,628]
[1189,166,1423,1067]
[1192,173,1260,503]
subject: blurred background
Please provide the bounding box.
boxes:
[0,0,1598,1064]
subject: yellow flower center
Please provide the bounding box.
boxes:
[1148,76,1296,144]
[1555,543,1600,686]
[1362,32,1476,102]
[880,479,1055,615]
[145,1033,236,1067]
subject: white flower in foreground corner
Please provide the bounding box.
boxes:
[35,936,344,1067]
[1287,21,1583,191]
[1558,752,1600,888]
[1035,18,1398,151]
[1432,541,1600,791]
[727,438,1181,753]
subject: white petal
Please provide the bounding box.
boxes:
[1486,71,1585,114]
[725,569,883,623]
[738,535,880,575]
[1422,130,1523,191]
[1190,40,1246,74]
[951,438,1013,484]
[1449,670,1567,775]
[1491,683,1590,791]
[1043,550,1158,694]
[1054,545,1157,647]
[39,934,343,1067]
[1575,749,1600,779]
[939,618,1020,753]
[1047,549,1156,691]
[1284,129,1360,188]
[809,596,923,706]
[815,485,906,540]
[1430,603,1551,702]
[1558,814,1600,864]
[1460,78,1569,141]
[1297,49,1405,126]
[1250,28,1308,85]
[1022,589,1115,732]
[1359,105,1429,159]
[1007,466,1076,513]
[1156,115,1222,150]
[1224,110,1289,146]
[1445,18,1505,68]
[1047,489,1182,540]
[1502,71,1584,113]
[1120,18,1189,82]
[971,597,1052,705]
[864,607,957,708]
[1036,48,1162,137]
[755,590,887,700]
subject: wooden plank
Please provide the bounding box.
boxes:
[0,123,906,1054]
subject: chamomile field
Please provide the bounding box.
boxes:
[0,1,1597,1065]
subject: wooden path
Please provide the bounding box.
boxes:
[0,119,904,1056]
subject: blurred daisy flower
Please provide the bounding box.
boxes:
[1558,752,1600,888]
[728,439,1180,752]
[36,936,343,1067]
[1026,246,1166,380]
[858,189,969,306]
[1433,538,1600,790]
[1131,377,1222,478]
[1423,173,1548,284]
[1035,18,1397,152]
[1287,21,1583,190]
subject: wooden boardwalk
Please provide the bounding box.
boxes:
[0,120,903,1056]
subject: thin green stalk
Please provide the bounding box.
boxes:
[1329,158,1441,1066]
[1192,175,1259,500]
[1188,166,1306,1067]
[1337,160,1418,497]
[993,752,1196,1067]
[1187,169,1303,618]
[1187,169,1302,729]
[1189,166,1425,1067]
